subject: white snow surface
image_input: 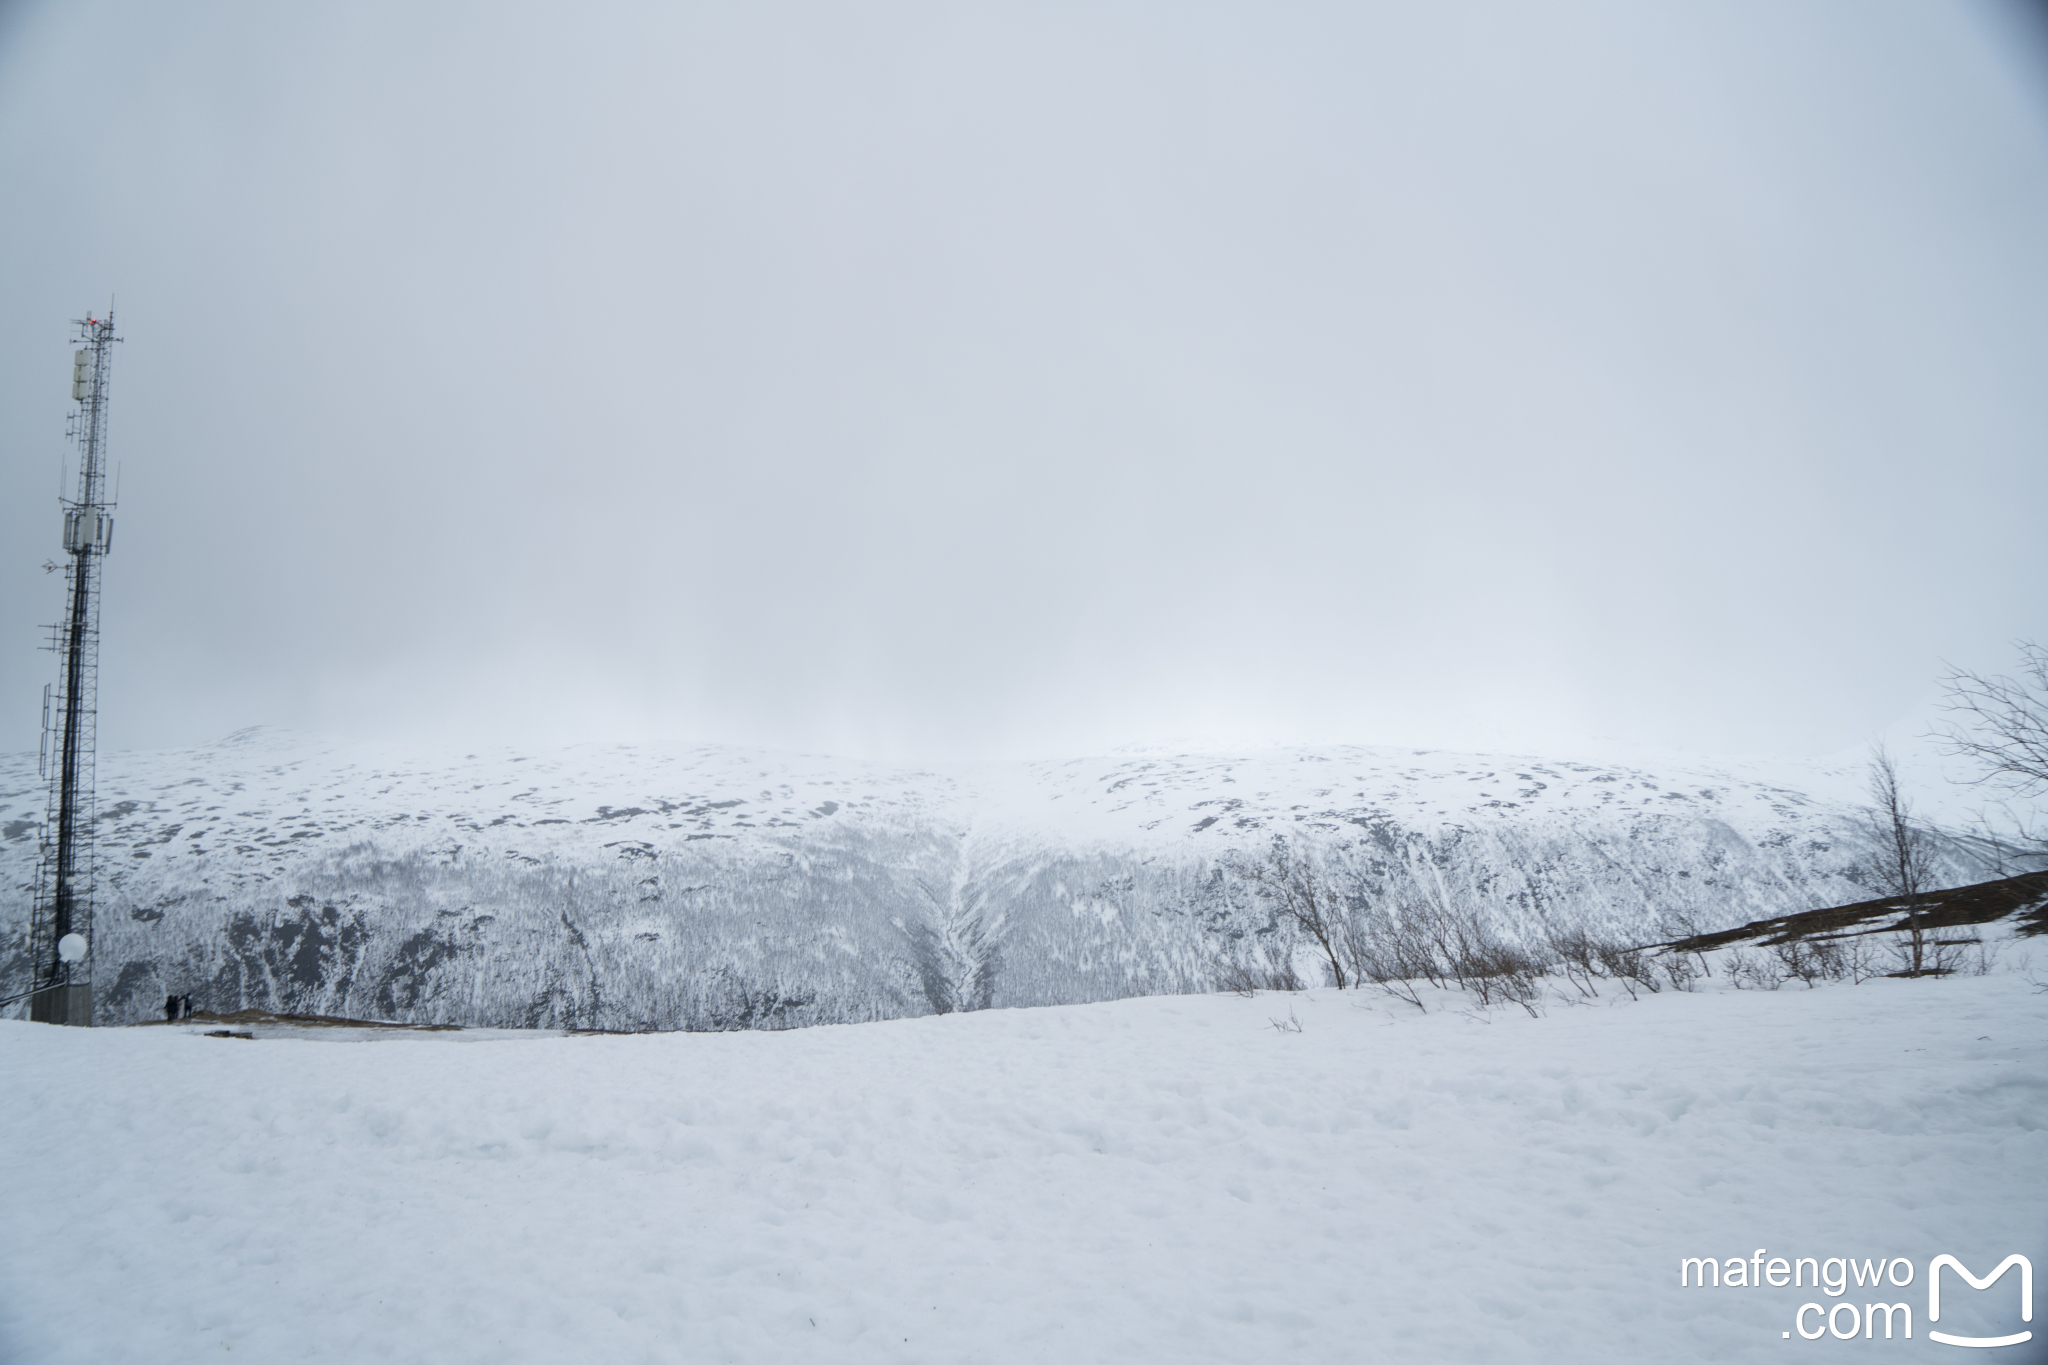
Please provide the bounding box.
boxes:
[2,964,2041,1363]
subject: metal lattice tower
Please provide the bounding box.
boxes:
[26,311,120,1026]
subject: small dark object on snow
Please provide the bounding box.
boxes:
[202,1030,253,1040]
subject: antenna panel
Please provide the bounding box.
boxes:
[62,509,102,553]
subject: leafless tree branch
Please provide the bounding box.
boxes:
[1866,744,1931,977]
[1936,641,2048,800]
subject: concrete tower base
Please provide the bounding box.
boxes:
[30,984,92,1027]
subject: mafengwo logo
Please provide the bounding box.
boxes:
[1929,1257,2034,1350]
[1678,1250,2032,1346]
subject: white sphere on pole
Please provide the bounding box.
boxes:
[57,933,87,963]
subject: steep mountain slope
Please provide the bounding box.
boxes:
[0,729,1998,1028]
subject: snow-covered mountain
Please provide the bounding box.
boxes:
[0,728,1999,1028]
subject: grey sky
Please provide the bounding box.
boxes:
[3,1,2046,764]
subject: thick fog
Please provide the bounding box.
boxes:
[2,1,2045,764]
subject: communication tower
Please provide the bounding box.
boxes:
[25,311,120,1026]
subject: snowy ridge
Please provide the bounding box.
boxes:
[0,729,1996,1028]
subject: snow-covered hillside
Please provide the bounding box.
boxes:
[0,729,2003,1028]
[0,963,2040,1363]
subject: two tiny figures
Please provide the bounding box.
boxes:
[162,993,194,1021]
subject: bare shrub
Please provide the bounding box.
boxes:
[1659,951,1700,992]
[1546,926,1604,999]
[1765,933,1887,986]
[1593,941,1661,1000]
[1341,874,1452,1013]
[1538,923,1660,1003]
[1658,909,1715,978]
[1357,907,1453,991]
[1887,933,1973,977]
[1229,838,1353,989]
[1374,974,1429,1013]
[1343,911,1432,1012]
[1932,938,1976,974]
[1841,935,1885,984]
[1456,934,1548,1017]
[1214,953,1304,997]
[1726,947,1785,990]
[1304,846,1682,1017]
[1394,869,1551,1015]
[1771,937,1841,988]
[1424,902,1535,996]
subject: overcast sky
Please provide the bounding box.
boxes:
[2,1,2046,765]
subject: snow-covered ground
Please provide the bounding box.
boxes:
[2,949,2040,1363]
